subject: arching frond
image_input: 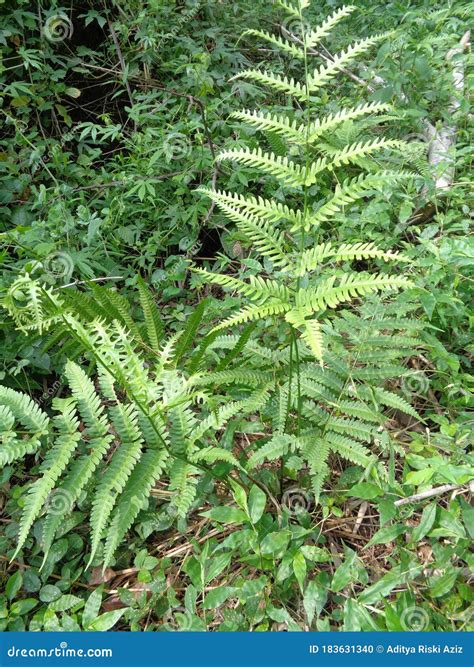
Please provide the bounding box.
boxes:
[305,5,356,49]
[218,147,307,187]
[231,70,307,100]
[300,171,412,230]
[324,139,405,171]
[308,34,387,90]
[296,274,412,313]
[211,302,292,333]
[231,109,306,144]
[243,29,305,59]
[307,102,392,142]
[293,241,410,275]
[193,268,291,304]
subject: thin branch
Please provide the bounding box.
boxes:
[394,481,472,507]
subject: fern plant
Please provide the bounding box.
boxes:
[195,2,415,362]
[0,278,268,569]
[190,295,425,498]
[191,2,420,496]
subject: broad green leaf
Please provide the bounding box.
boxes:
[86,609,125,631]
[203,586,238,609]
[342,599,361,630]
[300,546,331,562]
[230,481,248,513]
[378,497,398,525]
[366,523,406,547]
[200,506,248,525]
[82,587,102,628]
[10,598,37,616]
[349,482,383,500]
[39,584,61,603]
[205,553,232,584]
[260,530,291,558]
[48,594,84,613]
[23,570,41,593]
[303,576,328,624]
[429,570,459,598]
[248,485,267,524]
[459,497,474,539]
[405,469,434,486]
[331,548,357,592]
[6,572,22,601]
[293,552,307,591]
[358,568,402,605]
[344,599,380,630]
[411,503,437,542]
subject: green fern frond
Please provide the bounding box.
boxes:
[173,299,207,365]
[305,5,356,49]
[103,448,168,568]
[231,70,307,101]
[218,147,307,187]
[198,187,302,227]
[298,376,338,403]
[192,447,241,468]
[308,34,387,90]
[87,402,144,567]
[243,29,305,59]
[193,268,291,304]
[302,438,330,501]
[192,369,273,389]
[137,276,163,354]
[325,417,374,442]
[307,103,392,143]
[91,286,144,345]
[294,241,409,275]
[0,275,58,333]
[247,434,293,468]
[13,400,81,559]
[0,386,49,433]
[169,459,199,518]
[301,365,344,393]
[359,386,423,422]
[331,399,381,423]
[230,110,306,144]
[352,365,409,381]
[0,435,42,467]
[296,273,412,313]
[274,0,300,18]
[328,433,374,467]
[300,171,412,230]
[324,139,405,171]
[211,302,291,333]
[0,405,14,432]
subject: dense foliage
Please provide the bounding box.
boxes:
[0,0,472,633]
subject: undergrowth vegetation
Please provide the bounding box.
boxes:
[0,0,472,633]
